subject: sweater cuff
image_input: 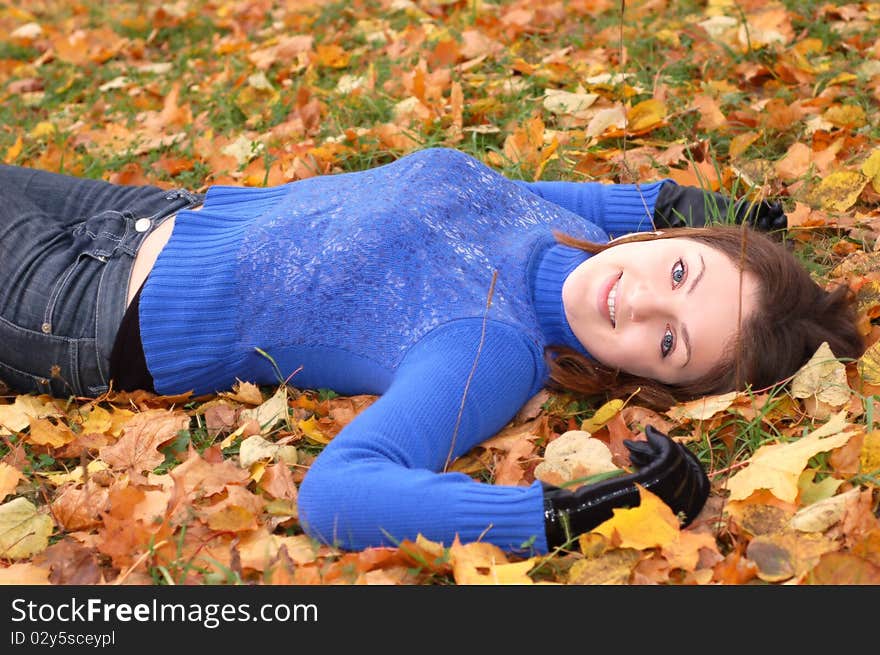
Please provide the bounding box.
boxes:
[601,179,670,237]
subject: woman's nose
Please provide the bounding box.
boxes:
[626,280,666,322]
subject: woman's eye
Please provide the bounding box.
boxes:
[671,259,686,287]
[661,325,674,357]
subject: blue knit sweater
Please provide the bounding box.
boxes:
[139,148,665,554]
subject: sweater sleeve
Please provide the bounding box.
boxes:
[514,179,670,237]
[297,319,552,554]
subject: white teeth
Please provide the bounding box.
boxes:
[607,280,617,327]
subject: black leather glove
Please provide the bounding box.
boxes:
[653,182,787,232]
[542,425,709,550]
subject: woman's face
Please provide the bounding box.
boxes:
[563,237,760,385]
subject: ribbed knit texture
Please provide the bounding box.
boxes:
[139,148,664,553]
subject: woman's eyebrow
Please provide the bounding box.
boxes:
[680,254,705,368]
[687,254,706,295]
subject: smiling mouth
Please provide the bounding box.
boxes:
[607,274,621,328]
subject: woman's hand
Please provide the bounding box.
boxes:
[542,425,709,550]
[653,182,787,232]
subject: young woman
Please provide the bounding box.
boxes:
[0,148,862,554]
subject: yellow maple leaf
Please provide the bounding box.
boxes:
[0,395,61,435]
[810,170,868,212]
[26,417,76,448]
[627,98,666,133]
[591,484,680,550]
[727,411,857,502]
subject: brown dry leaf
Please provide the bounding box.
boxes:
[493,436,537,486]
[666,390,739,421]
[0,462,22,502]
[503,115,545,171]
[99,409,190,482]
[692,94,726,130]
[449,537,535,585]
[807,551,880,584]
[170,447,250,499]
[50,479,111,532]
[258,462,299,502]
[567,547,642,584]
[37,539,103,584]
[660,530,720,572]
[774,142,813,182]
[203,485,265,532]
[591,485,680,550]
[222,380,265,405]
[96,485,174,570]
[533,430,620,488]
[0,562,52,584]
[238,528,319,571]
[746,530,838,583]
[726,411,857,502]
[790,487,861,533]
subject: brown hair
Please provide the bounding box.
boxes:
[546,225,865,410]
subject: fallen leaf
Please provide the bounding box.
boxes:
[0,463,23,501]
[35,460,109,487]
[0,497,54,559]
[665,391,738,421]
[0,395,61,435]
[591,485,680,550]
[203,485,265,532]
[449,538,533,585]
[790,341,851,407]
[580,398,624,433]
[0,562,51,584]
[567,548,642,584]
[746,531,837,583]
[790,487,861,533]
[99,409,190,481]
[807,551,880,584]
[533,430,620,489]
[726,410,857,502]
[809,170,868,212]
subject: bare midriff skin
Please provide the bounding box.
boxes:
[126,206,201,308]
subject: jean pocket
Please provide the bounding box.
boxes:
[0,359,54,396]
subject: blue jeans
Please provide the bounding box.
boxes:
[0,165,203,397]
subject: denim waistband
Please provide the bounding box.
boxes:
[0,184,203,397]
